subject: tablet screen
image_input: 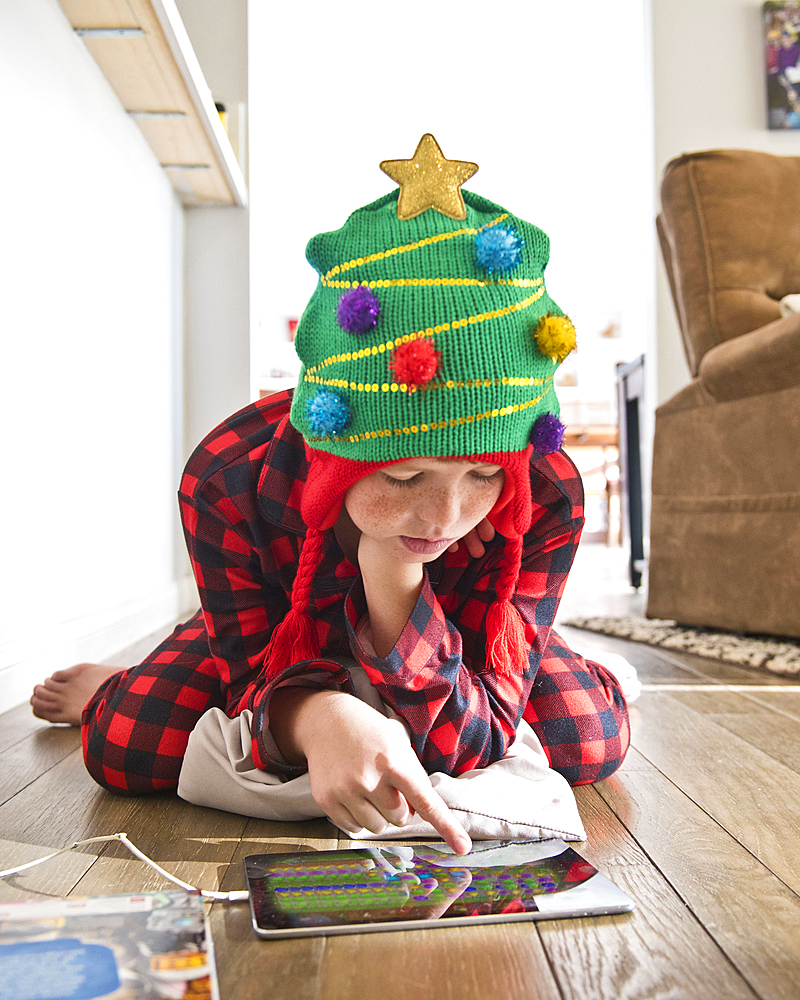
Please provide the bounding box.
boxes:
[244,840,633,937]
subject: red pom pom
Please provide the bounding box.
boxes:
[390,338,440,385]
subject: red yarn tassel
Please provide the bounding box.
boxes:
[485,597,528,676]
[264,606,320,679]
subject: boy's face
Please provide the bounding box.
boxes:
[343,458,504,563]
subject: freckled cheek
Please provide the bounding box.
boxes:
[345,487,409,534]
[461,486,502,525]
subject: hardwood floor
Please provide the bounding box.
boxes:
[2,547,799,999]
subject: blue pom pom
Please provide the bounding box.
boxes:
[307,389,350,435]
[530,414,565,454]
[475,227,524,273]
[337,285,381,334]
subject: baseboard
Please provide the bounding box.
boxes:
[0,578,199,716]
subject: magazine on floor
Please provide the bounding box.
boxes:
[0,888,219,1000]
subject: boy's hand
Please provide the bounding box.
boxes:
[272,688,471,855]
[447,517,495,558]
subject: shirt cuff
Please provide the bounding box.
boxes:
[252,660,354,777]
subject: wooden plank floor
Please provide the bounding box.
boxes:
[2,616,800,996]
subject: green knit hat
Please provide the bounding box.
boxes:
[290,136,575,466]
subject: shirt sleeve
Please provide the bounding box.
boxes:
[180,492,353,693]
[179,490,280,686]
[343,452,584,776]
[181,491,360,776]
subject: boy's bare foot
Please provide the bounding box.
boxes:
[30,663,125,726]
[575,645,642,704]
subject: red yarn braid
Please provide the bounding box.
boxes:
[262,527,324,678]
[485,533,528,676]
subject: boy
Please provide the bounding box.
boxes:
[32,137,634,853]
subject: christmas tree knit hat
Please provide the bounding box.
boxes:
[268,136,576,679]
[291,135,575,490]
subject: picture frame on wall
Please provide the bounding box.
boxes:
[765,1,800,128]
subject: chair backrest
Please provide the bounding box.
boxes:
[658,149,800,376]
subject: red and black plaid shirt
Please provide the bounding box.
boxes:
[179,391,584,777]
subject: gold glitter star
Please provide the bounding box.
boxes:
[380,134,479,221]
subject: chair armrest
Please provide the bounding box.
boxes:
[698,311,800,402]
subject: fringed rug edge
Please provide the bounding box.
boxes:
[561,615,800,679]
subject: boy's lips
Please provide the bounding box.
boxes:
[399,536,456,554]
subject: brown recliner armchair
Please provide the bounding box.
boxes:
[648,149,800,638]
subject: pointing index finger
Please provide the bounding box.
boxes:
[393,773,472,855]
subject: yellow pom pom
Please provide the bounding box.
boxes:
[534,314,577,363]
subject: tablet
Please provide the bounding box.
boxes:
[244,840,634,938]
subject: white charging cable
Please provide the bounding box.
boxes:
[0,833,249,902]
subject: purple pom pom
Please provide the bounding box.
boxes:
[337,286,381,334]
[307,389,350,435]
[530,414,565,454]
[475,227,524,273]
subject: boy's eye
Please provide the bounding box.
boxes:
[470,470,503,484]
[381,470,502,488]
[382,473,419,489]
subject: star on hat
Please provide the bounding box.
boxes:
[379,134,479,221]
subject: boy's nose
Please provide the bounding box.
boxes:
[418,489,460,531]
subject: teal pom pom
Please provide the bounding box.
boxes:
[475,227,524,273]
[308,389,350,435]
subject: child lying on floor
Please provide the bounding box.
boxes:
[32,136,637,855]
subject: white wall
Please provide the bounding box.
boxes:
[176,0,251,452]
[652,0,800,403]
[0,0,196,712]
[249,0,655,411]
[183,207,250,449]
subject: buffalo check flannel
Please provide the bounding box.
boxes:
[82,391,629,794]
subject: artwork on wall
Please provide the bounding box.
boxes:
[765,1,800,128]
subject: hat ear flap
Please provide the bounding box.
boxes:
[485,447,533,537]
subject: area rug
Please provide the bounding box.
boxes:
[562,615,800,679]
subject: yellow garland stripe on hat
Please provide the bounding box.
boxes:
[305,287,547,378]
[321,276,544,289]
[306,381,555,444]
[321,213,509,281]
[306,372,553,395]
